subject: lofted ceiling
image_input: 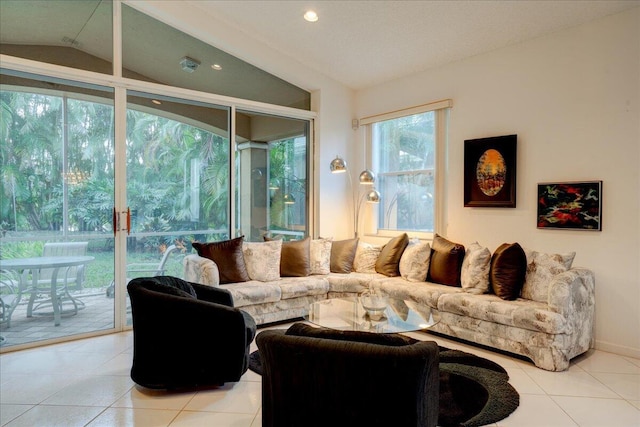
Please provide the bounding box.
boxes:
[187,0,640,90]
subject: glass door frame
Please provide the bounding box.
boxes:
[1,54,316,347]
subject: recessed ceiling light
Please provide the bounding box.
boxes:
[151,99,162,105]
[211,64,222,71]
[304,10,318,22]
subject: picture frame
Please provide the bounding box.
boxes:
[464,134,517,208]
[537,181,603,231]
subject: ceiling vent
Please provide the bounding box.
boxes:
[180,56,200,73]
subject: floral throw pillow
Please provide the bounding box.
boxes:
[242,240,282,282]
[353,242,383,273]
[399,240,431,282]
[310,238,332,275]
[521,249,576,302]
[460,242,491,294]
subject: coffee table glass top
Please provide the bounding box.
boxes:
[306,296,440,333]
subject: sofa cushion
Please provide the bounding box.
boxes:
[270,237,311,277]
[375,233,409,277]
[310,238,332,275]
[370,276,462,310]
[437,292,570,334]
[353,242,383,273]
[490,242,527,300]
[222,281,282,308]
[399,239,431,282]
[521,250,576,302]
[243,240,282,282]
[460,242,491,294]
[278,276,330,300]
[427,234,465,287]
[326,272,384,294]
[330,238,359,274]
[193,237,251,284]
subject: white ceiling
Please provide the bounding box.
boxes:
[189,0,640,90]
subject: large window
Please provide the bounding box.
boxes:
[0,1,314,350]
[365,100,451,236]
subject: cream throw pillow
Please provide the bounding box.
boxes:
[399,240,431,282]
[460,242,491,294]
[353,242,383,273]
[310,238,332,275]
[521,249,576,302]
[242,240,282,282]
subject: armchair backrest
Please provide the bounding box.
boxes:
[256,328,440,427]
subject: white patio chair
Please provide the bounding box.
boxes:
[106,244,179,298]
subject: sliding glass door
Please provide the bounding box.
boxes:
[0,70,116,347]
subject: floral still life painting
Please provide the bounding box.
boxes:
[537,181,602,230]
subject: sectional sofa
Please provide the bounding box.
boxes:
[183,234,595,371]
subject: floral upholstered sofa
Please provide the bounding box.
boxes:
[183,234,595,371]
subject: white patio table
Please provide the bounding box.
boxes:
[0,256,94,326]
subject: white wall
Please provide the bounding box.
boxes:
[356,8,640,358]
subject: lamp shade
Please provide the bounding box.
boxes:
[330,156,347,173]
[359,169,375,185]
[366,189,381,203]
[283,193,296,204]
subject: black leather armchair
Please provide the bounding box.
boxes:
[256,323,440,427]
[127,276,256,389]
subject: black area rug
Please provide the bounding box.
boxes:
[248,346,519,427]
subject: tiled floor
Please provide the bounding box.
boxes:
[1,324,639,427]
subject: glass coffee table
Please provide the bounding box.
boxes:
[306,296,440,334]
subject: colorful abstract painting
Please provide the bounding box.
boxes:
[537,181,602,230]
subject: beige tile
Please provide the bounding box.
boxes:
[0,373,83,404]
[112,386,196,411]
[42,375,134,406]
[496,394,578,426]
[184,382,261,414]
[551,396,640,427]
[590,372,640,400]
[89,353,133,376]
[523,365,620,398]
[575,350,640,374]
[169,410,255,427]
[504,367,546,395]
[85,407,179,427]
[3,404,104,427]
[0,404,33,426]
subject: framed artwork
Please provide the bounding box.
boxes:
[537,181,602,231]
[464,134,517,208]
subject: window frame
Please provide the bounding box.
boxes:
[360,99,451,240]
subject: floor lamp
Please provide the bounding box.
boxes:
[330,156,381,237]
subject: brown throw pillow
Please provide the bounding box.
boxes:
[490,242,527,300]
[266,236,311,277]
[330,238,359,273]
[192,236,250,284]
[427,234,465,287]
[375,233,409,277]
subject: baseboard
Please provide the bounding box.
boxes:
[594,339,640,360]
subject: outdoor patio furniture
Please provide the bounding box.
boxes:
[40,242,89,291]
[106,244,179,298]
[1,269,22,330]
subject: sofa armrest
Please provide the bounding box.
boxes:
[183,254,220,287]
[190,282,234,306]
[547,267,595,318]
